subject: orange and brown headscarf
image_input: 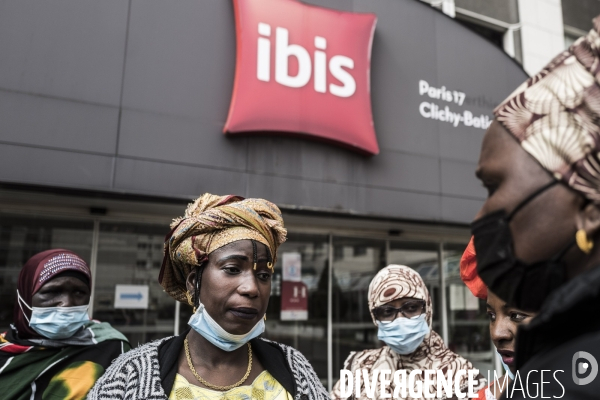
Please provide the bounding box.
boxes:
[159,193,287,303]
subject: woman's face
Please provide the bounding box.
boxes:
[375,297,426,321]
[187,239,272,335]
[475,121,585,274]
[487,290,536,373]
[31,275,91,307]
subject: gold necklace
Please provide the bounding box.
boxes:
[184,338,252,391]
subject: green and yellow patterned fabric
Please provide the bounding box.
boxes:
[43,361,104,399]
[0,321,129,400]
[169,370,293,400]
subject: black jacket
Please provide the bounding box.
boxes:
[501,266,600,399]
[157,328,297,396]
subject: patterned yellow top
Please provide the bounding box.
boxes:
[169,370,293,400]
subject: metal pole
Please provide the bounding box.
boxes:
[385,239,390,265]
[439,242,449,344]
[493,337,503,376]
[174,300,181,336]
[327,234,333,391]
[88,219,100,319]
[142,308,147,343]
[294,321,299,350]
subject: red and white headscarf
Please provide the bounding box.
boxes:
[13,249,91,339]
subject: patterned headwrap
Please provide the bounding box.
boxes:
[159,193,287,303]
[332,265,485,399]
[494,16,600,201]
[368,265,431,326]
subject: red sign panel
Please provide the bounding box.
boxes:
[281,281,308,320]
[224,0,379,155]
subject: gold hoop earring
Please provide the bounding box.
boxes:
[576,229,594,254]
[263,314,267,321]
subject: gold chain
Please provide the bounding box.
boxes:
[184,338,252,391]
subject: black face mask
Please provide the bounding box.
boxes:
[470,181,575,311]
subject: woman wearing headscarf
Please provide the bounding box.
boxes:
[331,264,486,400]
[87,193,329,400]
[460,239,537,400]
[0,249,130,399]
[471,16,600,398]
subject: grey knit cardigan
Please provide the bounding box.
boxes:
[87,336,330,400]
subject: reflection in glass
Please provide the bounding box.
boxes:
[0,214,93,331]
[444,243,492,378]
[332,237,386,375]
[94,222,174,345]
[262,233,329,384]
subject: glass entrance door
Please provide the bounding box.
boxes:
[93,222,175,344]
[332,237,386,374]
[263,233,330,384]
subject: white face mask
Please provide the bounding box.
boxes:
[18,290,90,340]
[188,303,265,352]
[377,314,430,355]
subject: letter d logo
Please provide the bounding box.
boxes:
[572,351,598,385]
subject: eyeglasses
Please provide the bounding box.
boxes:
[372,300,426,321]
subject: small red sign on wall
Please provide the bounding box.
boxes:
[224,0,379,155]
[281,281,308,321]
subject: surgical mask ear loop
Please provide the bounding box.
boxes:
[507,181,574,263]
[16,289,32,323]
[507,181,558,221]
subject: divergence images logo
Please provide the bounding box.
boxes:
[224,0,379,155]
[572,351,598,386]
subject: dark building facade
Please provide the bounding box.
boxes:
[0,0,530,387]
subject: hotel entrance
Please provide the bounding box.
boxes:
[0,191,493,388]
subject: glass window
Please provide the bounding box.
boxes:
[94,222,175,345]
[0,214,93,331]
[332,237,386,375]
[444,243,492,377]
[262,233,329,384]
[388,241,441,332]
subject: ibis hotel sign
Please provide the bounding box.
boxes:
[224,0,379,155]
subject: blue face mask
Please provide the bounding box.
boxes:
[377,314,430,355]
[188,303,265,352]
[497,350,515,380]
[18,290,90,340]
